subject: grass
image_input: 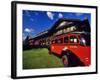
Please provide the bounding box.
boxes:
[23,48,64,69]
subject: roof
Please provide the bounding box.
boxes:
[50,18,81,31]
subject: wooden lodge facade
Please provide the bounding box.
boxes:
[23,18,90,49]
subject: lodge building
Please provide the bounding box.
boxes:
[24,18,90,49]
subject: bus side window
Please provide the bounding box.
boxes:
[57,38,63,43]
[70,36,79,43]
[80,34,90,46]
[51,39,58,44]
[64,36,68,43]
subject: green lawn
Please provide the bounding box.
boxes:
[23,48,64,69]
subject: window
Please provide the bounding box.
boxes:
[70,36,79,43]
[57,38,63,43]
[54,30,63,36]
[80,34,90,46]
[64,36,68,43]
[52,38,63,44]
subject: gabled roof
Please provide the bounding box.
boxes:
[50,18,81,31]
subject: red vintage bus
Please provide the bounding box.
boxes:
[50,32,91,67]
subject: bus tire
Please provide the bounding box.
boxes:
[61,51,85,67]
[62,54,69,67]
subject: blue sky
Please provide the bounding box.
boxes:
[23,10,91,39]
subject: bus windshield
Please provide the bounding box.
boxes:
[80,34,90,46]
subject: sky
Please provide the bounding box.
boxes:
[23,10,91,40]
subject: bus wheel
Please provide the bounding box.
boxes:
[62,55,69,67]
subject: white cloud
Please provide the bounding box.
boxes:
[58,13,63,18]
[46,12,54,20]
[24,28,34,33]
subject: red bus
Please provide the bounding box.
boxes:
[50,32,91,67]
